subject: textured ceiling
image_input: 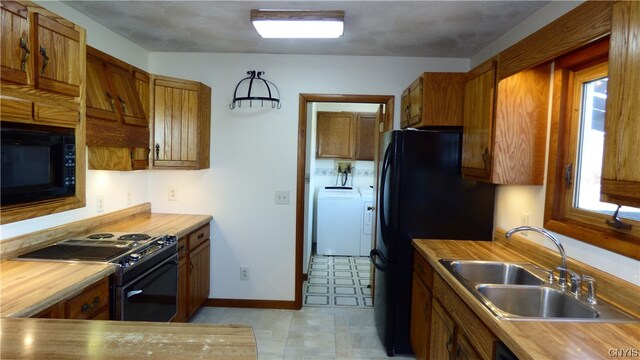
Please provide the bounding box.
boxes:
[63,1,550,58]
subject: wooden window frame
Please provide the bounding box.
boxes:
[544,38,640,260]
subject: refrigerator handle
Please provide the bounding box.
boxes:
[379,144,392,240]
[369,249,388,271]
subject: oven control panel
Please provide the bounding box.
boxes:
[116,235,177,269]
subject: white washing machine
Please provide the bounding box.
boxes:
[316,186,362,256]
[359,186,374,256]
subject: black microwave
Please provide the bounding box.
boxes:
[1,122,76,206]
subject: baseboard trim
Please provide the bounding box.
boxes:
[205,298,299,310]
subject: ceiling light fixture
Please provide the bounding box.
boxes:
[251,10,345,39]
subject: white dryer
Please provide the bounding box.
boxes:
[316,186,361,256]
[358,186,374,256]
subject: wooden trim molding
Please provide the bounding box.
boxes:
[205,298,298,310]
[296,93,394,310]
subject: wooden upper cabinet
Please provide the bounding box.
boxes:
[601,1,640,208]
[462,58,550,184]
[33,13,81,97]
[316,111,355,159]
[400,72,466,128]
[85,47,146,126]
[1,1,30,85]
[152,75,211,169]
[461,60,496,180]
[355,112,376,161]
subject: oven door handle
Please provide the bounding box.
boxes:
[127,289,143,298]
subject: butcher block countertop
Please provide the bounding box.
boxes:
[0,261,115,318]
[0,318,257,359]
[413,233,640,360]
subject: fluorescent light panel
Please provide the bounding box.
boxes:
[251,10,344,39]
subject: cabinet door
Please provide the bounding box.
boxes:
[1,1,30,85]
[455,332,481,360]
[188,239,210,319]
[107,63,147,126]
[461,65,496,180]
[430,300,456,360]
[355,112,376,161]
[154,79,201,168]
[174,257,189,322]
[601,1,640,207]
[400,87,410,128]
[33,13,81,97]
[316,111,355,159]
[407,77,422,127]
[411,274,432,360]
[34,103,78,126]
[86,53,118,122]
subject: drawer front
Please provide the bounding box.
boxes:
[189,223,210,250]
[413,252,434,290]
[66,277,109,320]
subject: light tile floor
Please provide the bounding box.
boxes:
[191,306,416,360]
[304,255,372,308]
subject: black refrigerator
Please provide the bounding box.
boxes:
[370,129,495,356]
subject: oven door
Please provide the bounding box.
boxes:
[117,254,178,322]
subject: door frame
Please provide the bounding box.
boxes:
[294,93,395,308]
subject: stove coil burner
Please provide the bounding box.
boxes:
[87,233,115,239]
[118,233,151,241]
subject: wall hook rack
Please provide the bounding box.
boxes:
[229,70,281,110]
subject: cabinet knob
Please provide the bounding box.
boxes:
[106,92,116,111]
[481,148,490,169]
[155,143,160,158]
[39,46,49,76]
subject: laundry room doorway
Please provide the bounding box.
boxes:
[294,94,394,309]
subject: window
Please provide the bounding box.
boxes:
[545,38,639,258]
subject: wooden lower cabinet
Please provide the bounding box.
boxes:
[411,273,432,360]
[31,277,109,320]
[411,254,498,360]
[174,224,211,322]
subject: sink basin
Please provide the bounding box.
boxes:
[442,260,545,285]
[476,285,598,319]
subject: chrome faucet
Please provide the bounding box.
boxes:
[505,226,568,288]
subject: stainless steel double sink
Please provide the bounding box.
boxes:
[440,260,638,322]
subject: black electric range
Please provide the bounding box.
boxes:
[17,232,179,322]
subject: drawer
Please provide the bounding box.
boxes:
[413,252,434,290]
[66,277,109,320]
[189,223,210,250]
[1,95,33,122]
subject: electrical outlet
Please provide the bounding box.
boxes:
[275,190,289,205]
[336,161,354,173]
[168,187,178,201]
[240,267,250,281]
[126,189,132,205]
[96,195,104,213]
[520,212,530,236]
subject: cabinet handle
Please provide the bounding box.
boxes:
[446,336,453,356]
[106,92,116,111]
[81,303,91,312]
[189,260,194,275]
[19,37,30,71]
[404,105,411,121]
[564,163,573,188]
[117,95,127,114]
[197,233,204,239]
[178,245,185,252]
[39,46,49,76]
[155,143,160,158]
[481,148,489,169]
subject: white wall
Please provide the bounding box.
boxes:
[0,2,150,241]
[475,0,640,286]
[146,53,467,301]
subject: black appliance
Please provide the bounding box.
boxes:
[17,233,178,322]
[1,122,76,206]
[370,129,495,356]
